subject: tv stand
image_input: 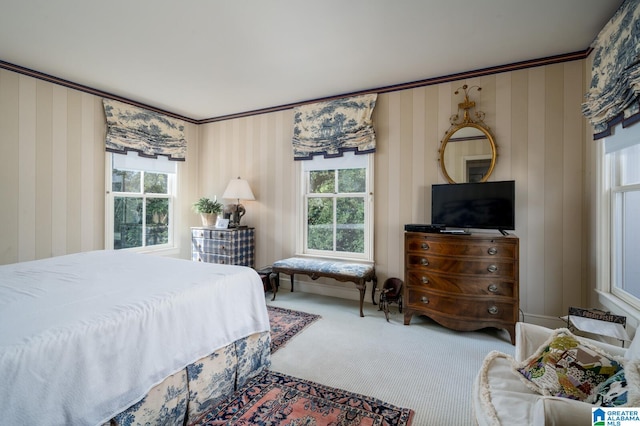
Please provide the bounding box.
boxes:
[403,231,519,344]
[499,229,509,236]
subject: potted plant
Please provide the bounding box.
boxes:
[192,196,223,227]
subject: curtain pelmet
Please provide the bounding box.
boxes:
[582,0,640,139]
[103,99,186,160]
[292,94,377,160]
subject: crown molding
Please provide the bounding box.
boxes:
[0,60,199,124]
[1,49,591,125]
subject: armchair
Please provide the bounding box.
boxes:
[473,322,639,425]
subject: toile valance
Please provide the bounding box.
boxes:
[103,99,186,161]
[292,94,377,160]
[582,0,640,139]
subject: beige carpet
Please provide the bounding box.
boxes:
[267,290,515,426]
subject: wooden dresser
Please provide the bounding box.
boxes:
[191,227,255,268]
[404,231,519,344]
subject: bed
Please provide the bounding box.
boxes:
[0,250,271,425]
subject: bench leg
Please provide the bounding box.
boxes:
[269,272,279,301]
[290,274,294,292]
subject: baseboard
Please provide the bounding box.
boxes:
[519,312,568,329]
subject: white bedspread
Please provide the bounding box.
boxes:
[0,250,270,426]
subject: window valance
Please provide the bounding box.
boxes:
[582,0,640,139]
[103,99,186,161]
[292,94,377,160]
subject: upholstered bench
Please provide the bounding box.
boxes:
[269,257,377,317]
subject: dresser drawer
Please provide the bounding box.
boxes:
[406,254,516,278]
[192,229,211,239]
[406,287,515,322]
[405,234,516,259]
[192,238,233,254]
[405,270,515,297]
[202,239,235,254]
[209,230,235,241]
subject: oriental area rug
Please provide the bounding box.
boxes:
[194,370,415,426]
[268,305,321,354]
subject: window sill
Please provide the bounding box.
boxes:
[294,253,374,265]
[595,289,640,332]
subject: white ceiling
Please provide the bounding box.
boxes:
[0,0,623,121]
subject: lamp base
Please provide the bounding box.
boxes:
[225,203,246,228]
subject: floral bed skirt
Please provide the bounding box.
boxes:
[104,331,271,426]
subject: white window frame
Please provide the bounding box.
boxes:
[295,152,374,262]
[596,124,640,323]
[105,152,178,254]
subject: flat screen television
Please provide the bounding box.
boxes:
[431,180,515,233]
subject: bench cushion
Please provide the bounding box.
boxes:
[272,257,374,279]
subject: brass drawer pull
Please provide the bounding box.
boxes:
[488,284,498,293]
[421,296,429,304]
[488,247,498,255]
[487,264,498,273]
[420,258,429,266]
[421,276,429,284]
[421,243,430,250]
[488,306,499,315]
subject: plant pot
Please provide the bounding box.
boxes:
[200,213,217,227]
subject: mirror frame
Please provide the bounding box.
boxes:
[438,122,497,184]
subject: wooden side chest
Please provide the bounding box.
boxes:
[403,231,519,344]
[191,227,255,268]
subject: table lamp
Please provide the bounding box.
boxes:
[222,177,255,227]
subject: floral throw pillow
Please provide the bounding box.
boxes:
[591,361,640,407]
[516,328,623,401]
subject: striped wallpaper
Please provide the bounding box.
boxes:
[0,59,593,323]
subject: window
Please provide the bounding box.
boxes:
[297,152,373,261]
[106,152,177,251]
[603,125,640,310]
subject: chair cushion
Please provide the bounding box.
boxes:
[272,257,373,278]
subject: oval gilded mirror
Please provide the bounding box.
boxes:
[438,85,497,183]
[439,123,496,183]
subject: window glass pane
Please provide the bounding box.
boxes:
[114,197,143,249]
[336,197,364,253]
[309,170,335,193]
[307,198,333,250]
[617,143,640,186]
[112,169,141,193]
[338,168,366,193]
[617,190,640,298]
[144,172,169,194]
[146,198,169,246]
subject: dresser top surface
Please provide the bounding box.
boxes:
[405,231,517,241]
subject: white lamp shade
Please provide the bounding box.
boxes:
[222,177,255,201]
